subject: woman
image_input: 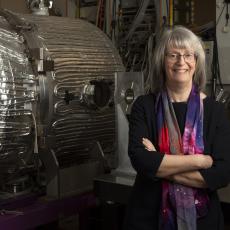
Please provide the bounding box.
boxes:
[123,26,230,230]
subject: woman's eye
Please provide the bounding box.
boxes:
[170,54,177,58]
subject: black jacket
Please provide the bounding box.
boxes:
[124,94,230,230]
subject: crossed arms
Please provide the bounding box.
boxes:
[142,137,213,188]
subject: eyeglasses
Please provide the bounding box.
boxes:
[165,53,196,63]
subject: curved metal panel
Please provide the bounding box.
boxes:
[0,16,36,183]
[0,11,124,186]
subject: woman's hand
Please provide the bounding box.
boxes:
[142,138,156,151]
[166,171,208,188]
[195,154,213,169]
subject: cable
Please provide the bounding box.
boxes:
[144,33,155,93]
[31,112,38,154]
[166,0,169,19]
[124,0,150,42]
[211,35,223,99]
[225,3,229,26]
[216,3,226,26]
[212,3,227,99]
[169,0,173,26]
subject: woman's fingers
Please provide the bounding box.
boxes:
[142,137,156,151]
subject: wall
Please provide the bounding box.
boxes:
[193,0,215,26]
[216,0,230,204]
[0,0,30,13]
[216,0,230,84]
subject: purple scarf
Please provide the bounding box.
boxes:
[156,86,209,230]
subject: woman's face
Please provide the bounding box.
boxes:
[164,48,196,88]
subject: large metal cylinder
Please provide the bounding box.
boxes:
[0,10,124,194]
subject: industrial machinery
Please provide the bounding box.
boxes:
[0,1,229,228]
[0,9,124,200]
[94,72,144,205]
[117,0,157,72]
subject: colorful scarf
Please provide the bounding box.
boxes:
[156,86,209,230]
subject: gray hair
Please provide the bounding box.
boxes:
[151,26,206,93]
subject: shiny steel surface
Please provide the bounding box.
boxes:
[0,12,124,184]
[0,16,36,182]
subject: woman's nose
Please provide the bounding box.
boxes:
[176,55,186,64]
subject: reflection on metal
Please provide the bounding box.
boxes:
[80,80,112,109]
[27,0,49,16]
[0,15,36,185]
[114,72,144,175]
[93,72,144,206]
[124,88,135,105]
[2,175,33,195]
[216,89,230,118]
[115,72,144,114]
[0,10,124,196]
